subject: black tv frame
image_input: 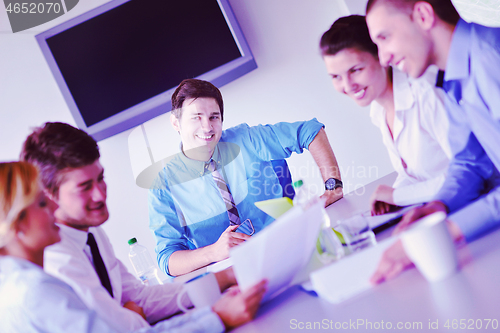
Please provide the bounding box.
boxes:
[36,0,257,141]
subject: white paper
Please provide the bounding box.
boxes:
[230,199,325,302]
[309,237,398,304]
[363,204,423,229]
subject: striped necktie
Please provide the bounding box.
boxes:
[209,160,241,225]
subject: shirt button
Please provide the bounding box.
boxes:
[458,100,464,106]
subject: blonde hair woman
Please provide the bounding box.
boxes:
[0,162,116,332]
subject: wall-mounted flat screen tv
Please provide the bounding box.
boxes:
[36,0,257,141]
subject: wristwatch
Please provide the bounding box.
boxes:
[325,178,343,191]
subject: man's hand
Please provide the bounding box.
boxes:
[393,200,448,235]
[123,301,146,320]
[321,188,343,207]
[212,280,268,330]
[369,185,396,215]
[370,240,414,284]
[209,225,251,262]
[214,267,237,292]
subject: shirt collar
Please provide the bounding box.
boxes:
[445,19,471,82]
[392,68,415,111]
[56,223,89,251]
[178,143,223,176]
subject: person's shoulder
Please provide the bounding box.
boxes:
[470,22,500,53]
[0,258,53,305]
[90,226,112,244]
[221,123,251,139]
[149,153,184,191]
[158,153,185,178]
[45,224,84,254]
[405,66,444,105]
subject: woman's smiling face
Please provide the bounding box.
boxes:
[323,47,389,107]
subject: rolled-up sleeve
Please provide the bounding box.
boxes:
[148,182,190,276]
[434,133,495,213]
[229,118,324,161]
[449,185,500,241]
[434,133,500,241]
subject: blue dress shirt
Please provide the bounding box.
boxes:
[434,19,500,241]
[148,119,324,275]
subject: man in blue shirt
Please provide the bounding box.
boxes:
[149,79,343,276]
[365,0,500,283]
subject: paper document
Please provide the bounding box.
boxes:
[231,199,325,302]
[309,237,398,304]
[362,204,423,230]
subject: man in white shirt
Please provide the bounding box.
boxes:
[20,122,266,332]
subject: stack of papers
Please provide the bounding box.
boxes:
[309,237,398,303]
[231,199,325,302]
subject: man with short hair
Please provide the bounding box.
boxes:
[365,0,500,282]
[149,79,344,276]
[21,122,267,332]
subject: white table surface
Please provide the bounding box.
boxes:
[231,172,500,332]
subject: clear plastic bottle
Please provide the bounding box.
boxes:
[128,238,163,286]
[293,180,345,262]
[317,213,345,263]
[293,180,317,209]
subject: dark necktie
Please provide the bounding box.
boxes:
[87,232,114,297]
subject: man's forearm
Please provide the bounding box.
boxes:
[308,129,343,206]
[167,246,218,276]
[308,128,341,181]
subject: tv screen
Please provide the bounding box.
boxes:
[36,0,257,140]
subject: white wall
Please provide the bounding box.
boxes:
[3,0,498,277]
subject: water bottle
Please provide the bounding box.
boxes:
[292,180,317,209]
[293,180,345,262]
[128,238,163,286]
[317,213,345,263]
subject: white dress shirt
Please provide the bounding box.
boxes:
[44,224,223,332]
[370,67,452,206]
[0,256,225,333]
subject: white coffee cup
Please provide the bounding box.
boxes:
[401,212,458,282]
[176,272,221,312]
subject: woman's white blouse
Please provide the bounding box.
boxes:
[370,67,452,206]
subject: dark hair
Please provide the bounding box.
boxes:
[171,79,224,121]
[366,0,460,26]
[320,15,378,59]
[20,122,100,196]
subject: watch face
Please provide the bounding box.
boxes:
[325,178,342,190]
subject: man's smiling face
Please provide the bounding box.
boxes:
[53,160,109,231]
[171,97,223,161]
[366,2,434,78]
